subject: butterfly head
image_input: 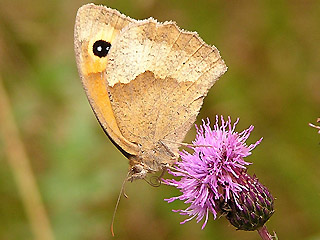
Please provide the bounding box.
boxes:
[127,164,149,182]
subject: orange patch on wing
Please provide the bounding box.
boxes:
[84,72,139,155]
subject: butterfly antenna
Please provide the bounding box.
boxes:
[160,139,212,148]
[110,172,129,237]
[165,164,203,182]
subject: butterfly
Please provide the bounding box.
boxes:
[74,3,227,181]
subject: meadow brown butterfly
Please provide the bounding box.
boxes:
[74,3,227,181]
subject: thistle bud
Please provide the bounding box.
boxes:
[221,172,274,231]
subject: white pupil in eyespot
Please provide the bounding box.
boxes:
[97,46,102,52]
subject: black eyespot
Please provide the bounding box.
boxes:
[92,40,111,58]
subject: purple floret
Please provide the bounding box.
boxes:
[164,116,263,229]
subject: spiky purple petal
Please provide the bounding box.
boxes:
[164,116,263,228]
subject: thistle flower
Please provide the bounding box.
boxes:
[309,118,320,134]
[163,116,264,229]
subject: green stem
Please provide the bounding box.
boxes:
[257,225,274,240]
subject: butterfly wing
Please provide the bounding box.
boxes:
[74,4,139,156]
[105,20,227,167]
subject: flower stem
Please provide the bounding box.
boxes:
[257,225,274,240]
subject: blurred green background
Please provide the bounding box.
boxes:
[0,0,319,239]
